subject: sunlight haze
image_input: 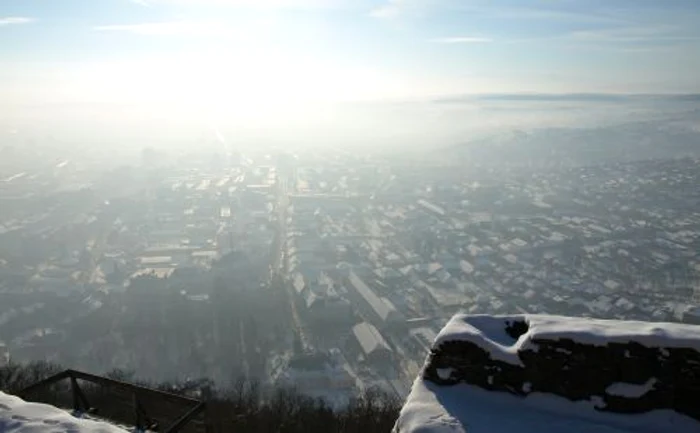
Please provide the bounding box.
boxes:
[2,3,700,430]
[2,0,700,146]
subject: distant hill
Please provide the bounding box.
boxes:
[447,121,700,166]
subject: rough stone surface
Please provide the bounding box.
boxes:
[424,317,700,421]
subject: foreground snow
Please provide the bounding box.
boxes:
[0,391,126,433]
[394,378,700,433]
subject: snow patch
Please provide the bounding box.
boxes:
[0,391,126,433]
[607,379,658,399]
[590,395,607,410]
[436,368,454,381]
[434,315,525,365]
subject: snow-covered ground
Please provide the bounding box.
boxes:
[0,391,126,433]
[394,378,700,433]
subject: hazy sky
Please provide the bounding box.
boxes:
[3,0,700,105]
[1,0,700,149]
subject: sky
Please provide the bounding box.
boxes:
[1,0,700,147]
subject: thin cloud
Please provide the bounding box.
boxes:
[370,1,629,23]
[132,0,346,8]
[431,36,493,44]
[568,26,698,44]
[456,5,626,25]
[0,17,35,27]
[369,0,406,18]
[94,21,228,36]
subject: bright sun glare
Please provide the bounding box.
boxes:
[71,40,394,125]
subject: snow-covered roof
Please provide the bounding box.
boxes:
[0,391,126,432]
[348,271,400,322]
[352,322,391,356]
[293,272,305,294]
[459,260,473,274]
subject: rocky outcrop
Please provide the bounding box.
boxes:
[423,314,700,421]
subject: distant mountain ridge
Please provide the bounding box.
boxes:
[433,93,700,104]
[446,119,700,166]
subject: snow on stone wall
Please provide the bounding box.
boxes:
[394,314,700,433]
[425,314,700,421]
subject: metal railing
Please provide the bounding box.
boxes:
[18,369,206,432]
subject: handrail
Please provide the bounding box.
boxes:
[17,370,71,396]
[18,369,206,432]
[164,401,207,433]
[67,370,202,406]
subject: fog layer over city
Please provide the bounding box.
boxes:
[2,94,700,403]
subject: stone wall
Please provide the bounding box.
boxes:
[424,317,700,421]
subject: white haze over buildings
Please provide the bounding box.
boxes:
[2,95,699,153]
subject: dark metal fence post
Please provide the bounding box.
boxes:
[71,375,80,414]
[70,374,92,416]
[134,393,144,431]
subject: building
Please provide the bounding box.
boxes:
[350,322,393,368]
[273,350,355,407]
[347,271,402,324]
[302,291,353,324]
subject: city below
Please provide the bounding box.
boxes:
[1,139,700,405]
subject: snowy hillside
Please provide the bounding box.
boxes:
[0,391,126,433]
[394,314,700,433]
